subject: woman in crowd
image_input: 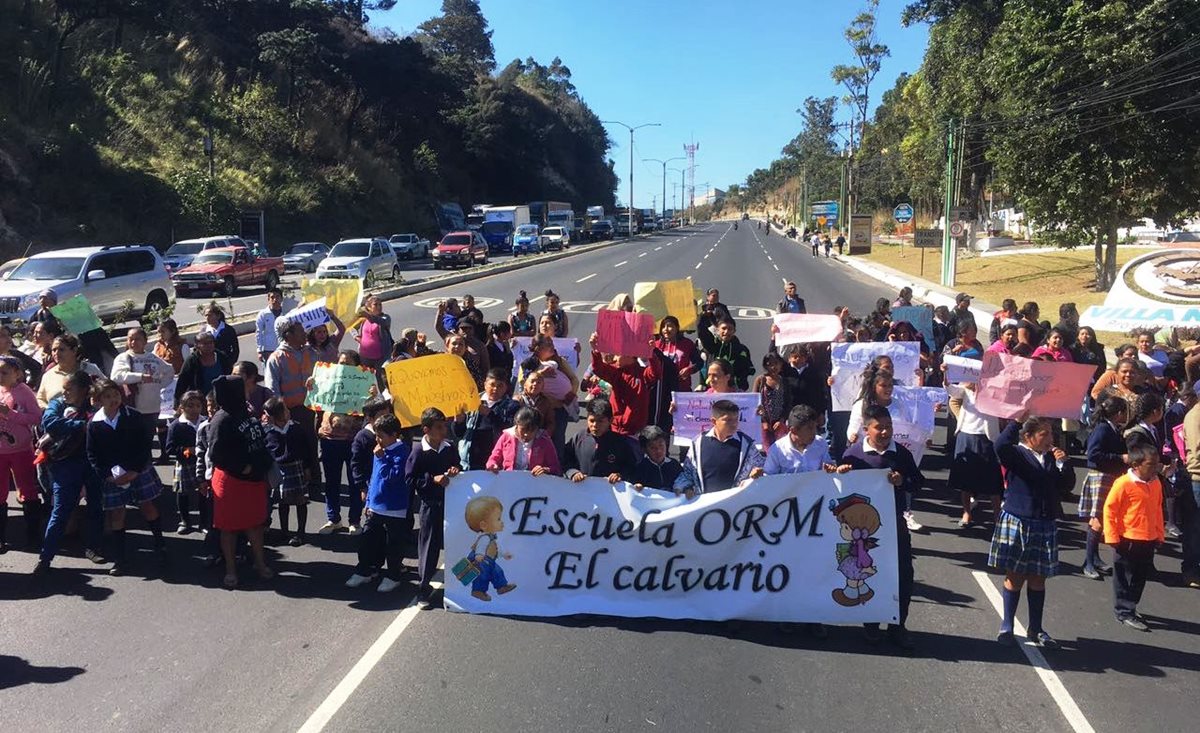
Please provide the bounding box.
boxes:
[0,323,44,389]
[231,361,274,419]
[175,331,233,406]
[352,295,393,377]
[1091,357,1143,402]
[110,327,175,453]
[655,316,701,391]
[508,291,537,338]
[1031,328,1075,362]
[36,335,105,407]
[542,288,569,337]
[203,304,239,364]
[207,374,274,588]
[0,355,44,552]
[308,312,346,364]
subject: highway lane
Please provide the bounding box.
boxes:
[5,222,1200,732]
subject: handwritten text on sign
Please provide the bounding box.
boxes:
[50,295,103,334]
[596,309,656,359]
[830,342,922,411]
[305,361,375,415]
[671,391,761,446]
[976,351,1095,420]
[384,353,479,426]
[443,471,900,623]
[283,297,330,332]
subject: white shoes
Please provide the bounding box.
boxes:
[347,524,362,535]
[345,573,377,588]
[377,577,403,593]
[319,520,345,535]
[904,511,924,532]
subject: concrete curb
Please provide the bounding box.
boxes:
[836,254,999,328]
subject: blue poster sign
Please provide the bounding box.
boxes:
[893,203,914,224]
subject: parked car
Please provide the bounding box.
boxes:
[316,238,400,287]
[389,233,432,260]
[171,246,284,297]
[282,242,330,273]
[0,244,172,324]
[512,224,542,256]
[590,220,614,241]
[541,226,569,251]
[162,235,246,274]
[432,231,489,269]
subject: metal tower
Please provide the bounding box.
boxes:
[683,141,699,210]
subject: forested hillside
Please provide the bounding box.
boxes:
[0,0,617,253]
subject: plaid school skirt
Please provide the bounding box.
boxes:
[101,467,164,511]
[1078,471,1116,518]
[272,459,307,504]
[988,510,1058,577]
[173,458,200,496]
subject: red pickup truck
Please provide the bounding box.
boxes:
[171,246,284,297]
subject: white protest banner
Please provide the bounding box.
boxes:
[444,471,900,624]
[772,313,844,346]
[942,354,982,384]
[671,391,761,446]
[830,342,922,411]
[890,384,945,433]
[892,418,931,465]
[976,351,1095,420]
[282,297,330,332]
[511,336,580,379]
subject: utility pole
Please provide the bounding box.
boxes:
[800,164,808,233]
[941,118,957,287]
[645,156,684,221]
[839,151,848,235]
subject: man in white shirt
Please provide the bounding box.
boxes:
[255,288,284,362]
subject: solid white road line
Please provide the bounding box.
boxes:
[971,572,1096,733]
[614,260,628,267]
[575,273,597,283]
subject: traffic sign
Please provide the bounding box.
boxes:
[893,203,914,224]
[949,221,968,238]
[914,229,943,248]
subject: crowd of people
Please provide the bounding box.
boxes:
[0,275,1194,651]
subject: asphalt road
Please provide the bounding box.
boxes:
[4,222,1199,733]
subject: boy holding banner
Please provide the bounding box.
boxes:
[674,400,764,497]
[840,406,920,652]
[407,408,463,609]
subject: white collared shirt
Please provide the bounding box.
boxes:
[92,408,120,431]
[764,435,832,475]
[1018,442,1065,470]
[863,439,897,456]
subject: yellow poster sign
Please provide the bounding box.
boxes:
[384,354,479,427]
[300,278,363,327]
[634,278,698,331]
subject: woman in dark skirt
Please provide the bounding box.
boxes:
[989,416,1076,647]
[945,379,1002,527]
[1080,395,1128,579]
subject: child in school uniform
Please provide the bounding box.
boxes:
[194,391,221,566]
[462,367,520,470]
[1104,443,1165,632]
[630,426,683,492]
[840,405,920,652]
[764,405,846,476]
[165,390,205,535]
[313,350,370,536]
[564,399,637,485]
[1081,395,1128,579]
[486,406,561,475]
[408,407,463,609]
[989,415,1076,648]
[264,397,310,547]
[345,413,413,593]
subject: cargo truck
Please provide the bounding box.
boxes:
[481,205,531,253]
[528,201,571,228]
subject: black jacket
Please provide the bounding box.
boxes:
[164,417,199,461]
[630,455,683,491]
[783,363,827,414]
[86,405,153,477]
[563,430,637,481]
[175,350,233,405]
[696,326,754,390]
[208,375,272,481]
[211,323,239,364]
[408,440,463,505]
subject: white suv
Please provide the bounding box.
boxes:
[0,244,173,324]
[316,238,401,288]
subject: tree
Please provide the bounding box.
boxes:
[416,0,495,82]
[830,0,890,152]
[984,0,1200,290]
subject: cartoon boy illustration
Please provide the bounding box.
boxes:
[464,496,517,602]
[830,494,881,607]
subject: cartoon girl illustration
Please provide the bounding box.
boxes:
[464,496,517,602]
[830,494,881,607]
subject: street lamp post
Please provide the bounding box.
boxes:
[643,156,684,221]
[602,120,660,230]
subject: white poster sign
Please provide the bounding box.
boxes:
[830,342,922,411]
[443,471,900,624]
[671,391,761,446]
[511,336,580,379]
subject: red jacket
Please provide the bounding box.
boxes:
[591,350,663,437]
[486,427,562,474]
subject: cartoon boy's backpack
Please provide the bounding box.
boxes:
[451,536,485,585]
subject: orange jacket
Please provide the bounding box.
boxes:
[1103,472,1165,544]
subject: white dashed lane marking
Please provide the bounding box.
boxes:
[614,260,628,268]
[575,273,596,283]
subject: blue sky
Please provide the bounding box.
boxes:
[375,0,929,210]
